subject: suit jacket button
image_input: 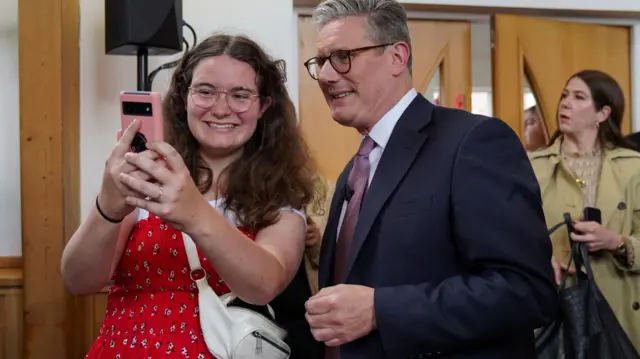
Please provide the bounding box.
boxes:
[633,301,639,311]
[618,201,627,210]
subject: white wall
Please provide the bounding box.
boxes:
[0,0,22,256]
[470,23,492,90]
[0,0,639,255]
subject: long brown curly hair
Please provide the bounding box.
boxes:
[162,34,325,230]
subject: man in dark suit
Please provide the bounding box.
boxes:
[302,0,558,358]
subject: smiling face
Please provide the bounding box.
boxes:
[186,55,269,157]
[315,16,398,132]
[557,77,610,137]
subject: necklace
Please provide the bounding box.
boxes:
[560,145,603,189]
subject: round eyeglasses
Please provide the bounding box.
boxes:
[189,85,260,113]
[303,43,393,80]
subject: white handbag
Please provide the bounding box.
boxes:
[182,233,291,359]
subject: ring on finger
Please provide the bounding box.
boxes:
[156,186,164,201]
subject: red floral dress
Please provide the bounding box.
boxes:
[85,206,256,359]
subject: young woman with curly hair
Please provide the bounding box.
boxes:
[62,33,324,358]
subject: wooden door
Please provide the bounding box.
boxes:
[492,14,632,147]
[298,17,471,182]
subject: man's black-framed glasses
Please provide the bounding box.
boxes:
[304,43,393,80]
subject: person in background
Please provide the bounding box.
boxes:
[524,105,547,152]
[303,177,335,295]
[270,176,334,359]
[61,33,323,358]
[529,69,640,350]
[302,0,557,358]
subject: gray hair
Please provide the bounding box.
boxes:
[312,0,412,71]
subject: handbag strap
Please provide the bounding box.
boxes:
[181,232,235,319]
[181,232,277,320]
[573,240,594,283]
[182,232,204,272]
[560,212,595,283]
[551,212,595,290]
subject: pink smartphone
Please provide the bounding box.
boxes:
[118,91,164,152]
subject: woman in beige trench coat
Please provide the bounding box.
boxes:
[529,70,640,350]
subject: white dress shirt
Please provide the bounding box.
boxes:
[335,89,418,239]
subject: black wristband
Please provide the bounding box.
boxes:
[95,196,124,223]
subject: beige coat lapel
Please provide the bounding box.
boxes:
[596,157,624,227]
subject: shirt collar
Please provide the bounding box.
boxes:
[367,89,418,149]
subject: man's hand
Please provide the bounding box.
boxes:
[305,284,375,346]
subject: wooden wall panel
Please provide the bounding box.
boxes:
[0,258,22,270]
[18,0,80,356]
[0,270,23,359]
[0,288,23,359]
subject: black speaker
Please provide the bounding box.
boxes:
[105,0,183,56]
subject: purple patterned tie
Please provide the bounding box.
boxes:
[333,135,376,284]
[325,136,375,359]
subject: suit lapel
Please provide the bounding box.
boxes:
[318,160,353,288]
[345,96,434,279]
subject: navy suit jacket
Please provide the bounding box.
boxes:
[318,95,558,359]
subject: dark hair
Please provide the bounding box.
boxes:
[163,34,325,230]
[548,69,635,150]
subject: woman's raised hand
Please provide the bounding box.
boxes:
[98,120,163,221]
[118,141,209,232]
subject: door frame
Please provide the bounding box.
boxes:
[293,6,640,132]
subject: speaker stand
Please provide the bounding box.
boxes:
[137,47,149,91]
